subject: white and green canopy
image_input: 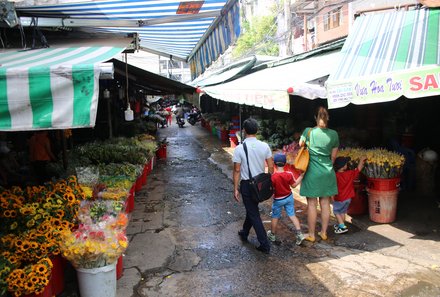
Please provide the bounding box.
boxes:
[0,46,125,131]
[327,8,440,109]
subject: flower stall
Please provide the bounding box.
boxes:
[338,148,405,223]
[0,132,161,297]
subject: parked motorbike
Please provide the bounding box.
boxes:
[187,111,202,126]
[176,117,185,128]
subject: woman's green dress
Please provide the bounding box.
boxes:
[299,127,339,198]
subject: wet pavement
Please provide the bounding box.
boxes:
[116,120,440,297]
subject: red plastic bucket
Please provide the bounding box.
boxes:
[116,255,123,280]
[156,145,167,159]
[230,137,238,148]
[366,177,400,191]
[367,188,399,223]
[135,177,143,192]
[125,186,135,213]
[50,255,65,296]
[347,180,368,216]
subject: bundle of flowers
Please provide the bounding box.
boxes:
[99,163,142,184]
[337,148,366,170]
[6,257,52,297]
[59,213,128,269]
[0,176,81,295]
[78,200,125,223]
[73,137,157,165]
[338,148,405,179]
[0,254,14,296]
[0,177,81,235]
[364,148,405,179]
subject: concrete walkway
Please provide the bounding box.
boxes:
[117,122,440,297]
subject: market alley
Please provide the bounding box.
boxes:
[116,121,440,297]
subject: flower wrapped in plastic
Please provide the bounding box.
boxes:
[338,148,405,179]
[78,200,125,223]
[59,213,128,269]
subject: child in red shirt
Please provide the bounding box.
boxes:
[267,153,305,245]
[333,156,366,234]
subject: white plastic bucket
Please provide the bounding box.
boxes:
[76,262,116,297]
[124,107,134,121]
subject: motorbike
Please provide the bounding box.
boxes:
[176,117,185,128]
[187,110,202,126]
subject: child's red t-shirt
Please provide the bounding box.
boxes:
[271,171,295,199]
[334,169,360,202]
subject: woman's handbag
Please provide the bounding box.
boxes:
[294,128,313,172]
[243,143,274,203]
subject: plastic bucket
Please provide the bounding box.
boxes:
[116,256,123,280]
[230,137,238,148]
[366,177,400,191]
[367,188,399,223]
[347,180,368,216]
[156,145,167,159]
[51,255,65,296]
[76,263,116,297]
[135,177,143,192]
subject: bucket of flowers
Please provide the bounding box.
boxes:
[59,210,128,297]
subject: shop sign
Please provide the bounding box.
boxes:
[327,65,440,109]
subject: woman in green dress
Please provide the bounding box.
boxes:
[299,107,339,242]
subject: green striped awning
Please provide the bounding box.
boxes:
[327,8,440,109]
[0,46,125,131]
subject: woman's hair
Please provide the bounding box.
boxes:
[315,106,329,126]
[243,118,258,135]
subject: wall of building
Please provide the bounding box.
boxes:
[315,1,349,46]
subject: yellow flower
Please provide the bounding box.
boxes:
[26,219,36,228]
[10,222,18,230]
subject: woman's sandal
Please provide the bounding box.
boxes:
[318,232,328,241]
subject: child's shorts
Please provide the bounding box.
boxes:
[271,194,295,218]
[333,198,352,215]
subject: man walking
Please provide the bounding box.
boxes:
[232,118,274,254]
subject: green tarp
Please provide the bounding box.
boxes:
[327,8,440,109]
[0,46,125,131]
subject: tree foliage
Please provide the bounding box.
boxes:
[233,14,279,58]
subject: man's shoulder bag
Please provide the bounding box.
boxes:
[294,128,313,172]
[243,142,274,203]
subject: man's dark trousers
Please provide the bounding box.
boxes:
[240,180,270,251]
